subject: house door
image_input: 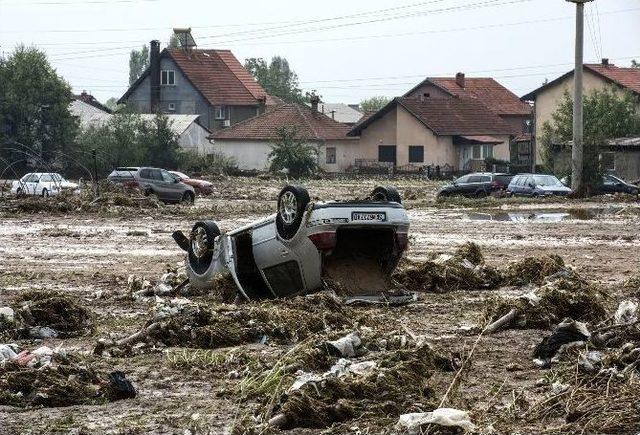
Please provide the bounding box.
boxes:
[378,145,397,165]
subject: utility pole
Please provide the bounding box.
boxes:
[567,0,593,195]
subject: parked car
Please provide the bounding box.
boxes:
[172,185,409,300]
[561,174,639,195]
[133,167,195,204]
[437,172,513,197]
[508,174,571,196]
[10,173,79,197]
[169,171,214,195]
[107,167,140,186]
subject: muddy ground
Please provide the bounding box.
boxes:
[1,175,639,434]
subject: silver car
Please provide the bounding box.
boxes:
[134,167,195,204]
[172,185,410,300]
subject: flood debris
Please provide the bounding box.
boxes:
[393,243,501,293]
[396,408,476,433]
[501,254,566,286]
[7,291,92,338]
[482,270,608,331]
[325,332,364,357]
[533,318,591,365]
[0,346,135,407]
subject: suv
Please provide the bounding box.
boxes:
[508,174,571,196]
[437,172,512,198]
[134,167,195,204]
[107,167,140,186]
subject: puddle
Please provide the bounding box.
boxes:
[464,208,624,222]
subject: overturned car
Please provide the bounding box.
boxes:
[172,185,410,300]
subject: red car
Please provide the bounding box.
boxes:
[169,171,213,196]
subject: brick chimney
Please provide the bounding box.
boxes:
[150,40,161,112]
[601,58,610,66]
[310,94,320,113]
[455,72,465,88]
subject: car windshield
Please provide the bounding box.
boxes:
[605,175,623,184]
[533,175,562,187]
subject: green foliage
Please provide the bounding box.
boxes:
[268,126,317,177]
[128,45,149,86]
[244,56,306,104]
[75,113,180,177]
[177,150,237,175]
[539,87,640,191]
[104,97,119,112]
[632,59,639,69]
[359,96,390,113]
[0,45,79,169]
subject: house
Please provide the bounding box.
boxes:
[521,59,640,165]
[306,102,363,125]
[405,73,533,168]
[118,29,275,131]
[69,94,212,154]
[212,98,357,172]
[347,96,515,172]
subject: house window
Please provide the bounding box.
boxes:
[378,145,397,164]
[482,144,494,158]
[161,70,175,86]
[472,145,481,159]
[408,146,424,163]
[215,105,227,120]
[168,103,176,111]
[326,147,336,164]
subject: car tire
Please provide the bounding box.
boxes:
[16,187,23,197]
[42,189,49,198]
[475,189,488,198]
[187,220,221,287]
[276,185,310,240]
[370,186,402,203]
[181,191,195,205]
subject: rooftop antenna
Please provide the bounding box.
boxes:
[172,28,197,52]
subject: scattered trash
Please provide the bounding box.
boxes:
[533,318,591,364]
[28,326,58,339]
[614,300,638,324]
[0,306,14,323]
[325,332,363,357]
[0,344,18,362]
[396,408,476,433]
[104,371,137,400]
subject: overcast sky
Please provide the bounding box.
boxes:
[0,0,638,104]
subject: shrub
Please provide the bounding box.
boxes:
[268,126,317,177]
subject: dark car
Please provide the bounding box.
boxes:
[600,174,639,195]
[560,174,639,195]
[437,172,513,198]
[133,167,195,204]
[508,174,572,197]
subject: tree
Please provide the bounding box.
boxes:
[139,113,180,169]
[539,87,640,194]
[104,97,120,112]
[0,45,78,169]
[632,59,639,68]
[359,96,390,113]
[128,45,149,86]
[268,126,317,177]
[245,56,305,103]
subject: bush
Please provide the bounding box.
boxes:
[268,126,317,177]
[177,150,237,175]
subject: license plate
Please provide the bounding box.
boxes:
[351,212,386,222]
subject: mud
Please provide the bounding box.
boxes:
[1,176,640,434]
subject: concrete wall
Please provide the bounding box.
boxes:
[178,123,214,155]
[123,56,259,130]
[613,150,640,181]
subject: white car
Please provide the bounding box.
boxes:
[172,185,410,300]
[10,173,79,197]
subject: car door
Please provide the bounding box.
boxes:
[160,169,183,202]
[26,174,41,195]
[453,175,470,195]
[147,169,168,201]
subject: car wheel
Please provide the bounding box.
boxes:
[187,220,221,282]
[16,187,23,197]
[276,185,310,240]
[42,189,49,198]
[181,191,195,205]
[370,185,402,203]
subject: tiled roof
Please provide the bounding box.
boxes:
[522,63,640,100]
[349,97,514,137]
[212,104,356,140]
[308,103,363,124]
[168,49,266,105]
[73,92,112,113]
[405,77,532,116]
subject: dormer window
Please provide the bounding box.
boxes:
[161,70,175,86]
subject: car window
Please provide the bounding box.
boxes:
[495,175,513,185]
[149,169,163,181]
[160,170,175,183]
[22,174,37,183]
[468,175,490,183]
[262,261,304,297]
[138,169,149,179]
[52,174,62,182]
[533,175,562,187]
[455,175,469,183]
[40,174,53,182]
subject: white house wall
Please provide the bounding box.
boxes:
[178,123,213,155]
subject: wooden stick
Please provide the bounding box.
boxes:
[115,322,161,347]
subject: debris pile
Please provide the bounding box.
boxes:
[8,291,93,339]
[0,345,135,407]
[394,243,502,293]
[502,254,566,286]
[482,271,608,331]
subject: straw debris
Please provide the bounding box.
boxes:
[12,290,92,337]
